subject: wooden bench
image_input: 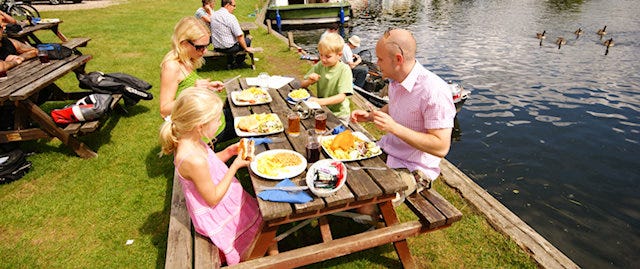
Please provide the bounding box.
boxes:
[203,47,264,70]
[62,37,91,51]
[164,176,462,268]
[405,188,463,229]
[62,93,123,135]
[165,173,221,269]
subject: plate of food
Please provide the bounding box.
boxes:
[306,159,347,197]
[234,113,284,137]
[288,88,311,102]
[231,87,272,106]
[251,149,307,180]
[320,130,382,161]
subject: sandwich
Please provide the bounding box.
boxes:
[238,138,255,161]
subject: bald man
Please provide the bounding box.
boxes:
[351,28,456,206]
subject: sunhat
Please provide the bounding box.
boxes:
[348,35,361,47]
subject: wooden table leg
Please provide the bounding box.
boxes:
[17,99,97,158]
[319,216,333,242]
[379,201,416,269]
[248,224,279,260]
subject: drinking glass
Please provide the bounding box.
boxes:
[306,129,320,162]
[258,72,269,90]
[314,110,327,134]
[287,112,300,137]
[37,49,50,64]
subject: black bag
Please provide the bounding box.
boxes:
[4,24,22,35]
[0,149,32,184]
[37,43,73,60]
[77,71,153,106]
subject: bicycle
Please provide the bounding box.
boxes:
[1,0,40,23]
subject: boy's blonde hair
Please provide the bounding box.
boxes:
[318,33,344,55]
[159,87,223,155]
[161,17,210,71]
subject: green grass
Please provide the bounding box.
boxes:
[0,0,537,268]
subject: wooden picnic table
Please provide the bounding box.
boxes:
[221,77,462,268]
[8,21,68,45]
[0,31,117,158]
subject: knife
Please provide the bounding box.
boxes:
[257,186,309,192]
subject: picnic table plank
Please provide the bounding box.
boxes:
[10,55,92,101]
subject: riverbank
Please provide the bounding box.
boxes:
[0,0,549,267]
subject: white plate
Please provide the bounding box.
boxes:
[306,159,347,197]
[230,89,272,106]
[234,113,284,137]
[251,149,307,180]
[320,131,382,162]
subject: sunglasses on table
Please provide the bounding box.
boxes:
[187,40,210,51]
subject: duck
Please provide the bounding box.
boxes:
[537,30,546,46]
[574,28,583,39]
[556,37,566,49]
[603,38,614,47]
[597,25,607,36]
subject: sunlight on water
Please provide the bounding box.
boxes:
[287,0,640,267]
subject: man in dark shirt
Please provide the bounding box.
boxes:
[1,24,37,72]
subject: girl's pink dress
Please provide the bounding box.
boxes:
[175,145,262,265]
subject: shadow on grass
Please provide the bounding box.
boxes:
[142,144,175,269]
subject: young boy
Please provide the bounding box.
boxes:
[301,33,353,126]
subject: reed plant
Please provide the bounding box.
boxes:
[0,0,536,267]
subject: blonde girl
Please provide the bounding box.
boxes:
[159,87,262,265]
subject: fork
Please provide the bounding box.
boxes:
[346,165,387,171]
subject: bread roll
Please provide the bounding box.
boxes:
[237,116,259,132]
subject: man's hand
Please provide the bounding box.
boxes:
[350,109,371,123]
[370,109,397,133]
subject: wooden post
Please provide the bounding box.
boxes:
[288,31,294,49]
[266,20,272,34]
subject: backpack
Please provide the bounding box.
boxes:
[51,94,114,125]
[0,149,32,184]
[37,43,73,60]
[77,71,153,106]
[4,24,23,35]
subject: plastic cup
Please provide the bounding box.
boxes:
[314,111,327,133]
[287,112,300,137]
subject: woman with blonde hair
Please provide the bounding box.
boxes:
[159,87,262,265]
[160,17,232,139]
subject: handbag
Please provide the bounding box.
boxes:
[37,43,73,60]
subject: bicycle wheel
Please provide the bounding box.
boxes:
[19,3,40,18]
[9,5,31,22]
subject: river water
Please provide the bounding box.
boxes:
[291,0,639,267]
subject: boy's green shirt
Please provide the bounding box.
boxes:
[304,61,353,118]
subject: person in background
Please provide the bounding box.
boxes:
[210,0,253,69]
[320,23,339,40]
[341,35,369,88]
[195,0,216,24]
[351,28,456,207]
[1,24,37,72]
[158,87,262,265]
[0,10,16,26]
[160,17,234,141]
[301,33,353,126]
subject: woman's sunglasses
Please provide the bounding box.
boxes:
[187,40,209,51]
